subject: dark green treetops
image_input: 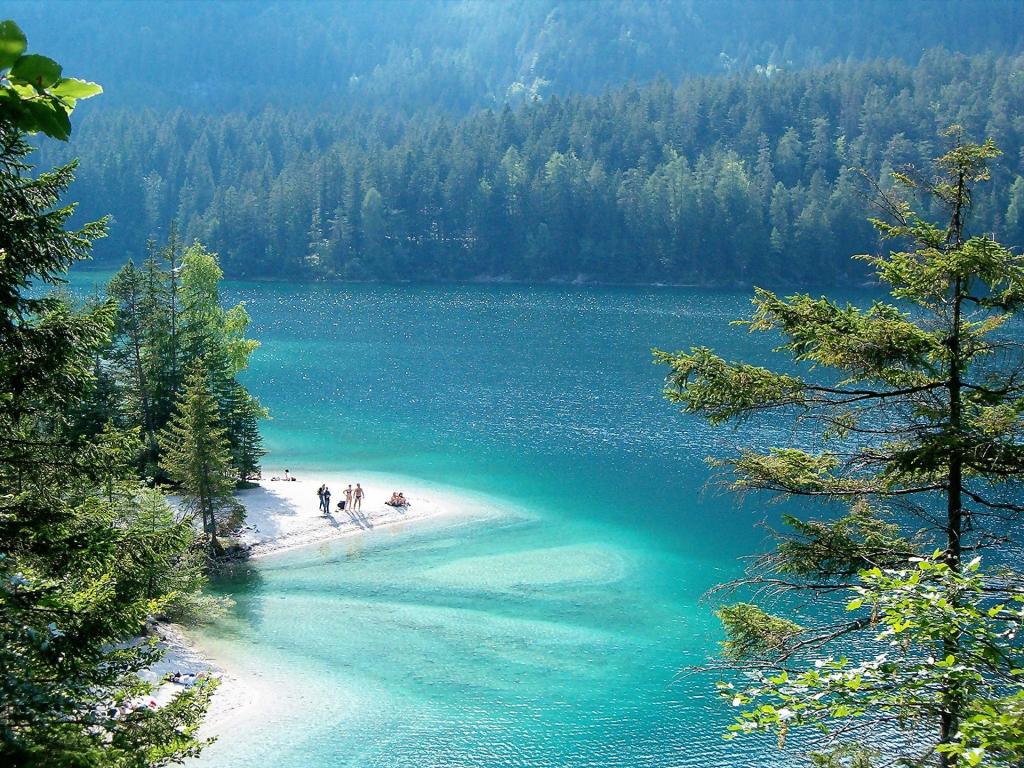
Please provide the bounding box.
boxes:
[657,131,1024,766]
[32,51,1024,286]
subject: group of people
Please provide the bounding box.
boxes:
[316,483,411,515]
[318,483,363,516]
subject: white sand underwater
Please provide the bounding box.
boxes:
[152,470,520,735]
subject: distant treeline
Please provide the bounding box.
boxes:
[46,52,1024,285]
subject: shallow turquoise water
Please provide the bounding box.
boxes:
[69,276,837,766]
[187,282,809,768]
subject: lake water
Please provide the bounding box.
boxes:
[70,276,834,766]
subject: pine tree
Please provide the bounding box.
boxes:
[222,380,266,482]
[656,129,1024,765]
[159,365,241,550]
[360,186,388,275]
[162,224,183,406]
[108,260,157,453]
[127,487,232,624]
[140,242,177,449]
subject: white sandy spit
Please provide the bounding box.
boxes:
[232,471,506,557]
[150,470,520,743]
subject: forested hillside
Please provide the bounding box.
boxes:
[46,52,1024,285]
[9,0,1024,113]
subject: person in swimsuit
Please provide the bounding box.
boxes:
[354,483,364,511]
[345,485,353,510]
[323,486,331,515]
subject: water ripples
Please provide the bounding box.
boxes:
[189,282,885,767]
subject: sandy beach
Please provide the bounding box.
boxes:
[151,470,512,740]
[230,472,471,558]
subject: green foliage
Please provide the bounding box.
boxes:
[774,505,916,578]
[655,347,806,425]
[160,589,232,627]
[948,694,1024,766]
[724,557,1024,766]
[180,243,260,374]
[159,366,242,549]
[744,290,940,385]
[221,379,266,483]
[810,743,878,768]
[658,132,1024,765]
[124,488,232,623]
[0,20,101,140]
[0,21,25,69]
[103,239,265,483]
[716,603,802,661]
[0,76,213,764]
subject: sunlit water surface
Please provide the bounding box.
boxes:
[68,276,870,767]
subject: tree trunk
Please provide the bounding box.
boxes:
[939,170,967,767]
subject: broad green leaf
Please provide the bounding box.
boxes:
[10,53,62,89]
[19,98,71,140]
[0,20,26,69]
[51,77,102,100]
[9,82,34,98]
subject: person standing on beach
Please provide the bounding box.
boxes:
[317,484,325,513]
[345,484,353,511]
[354,483,364,512]
[323,486,331,515]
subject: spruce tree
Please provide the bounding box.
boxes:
[127,488,232,624]
[108,260,158,454]
[223,380,266,482]
[657,129,1024,765]
[159,365,242,551]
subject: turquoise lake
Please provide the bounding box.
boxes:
[70,276,839,767]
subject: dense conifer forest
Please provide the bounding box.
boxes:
[42,52,1024,285]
